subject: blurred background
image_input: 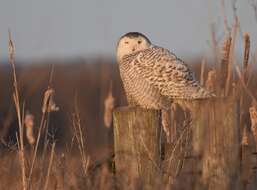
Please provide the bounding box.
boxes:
[0,0,257,152]
[0,0,257,61]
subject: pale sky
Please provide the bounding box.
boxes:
[0,0,257,62]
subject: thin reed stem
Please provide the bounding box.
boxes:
[8,30,27,190]
[236,66,257,105]
[200,58,206,86]
[225,17,238,96]
[243,33,250,82]
[43,142,56,190]
[220,35,232,94]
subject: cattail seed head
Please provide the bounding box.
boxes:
[8,30,15,63]
[220,35,232,91]
[205,69,217,93]
[104,82,115,128]
[24,112,35,145]
[42,87,59,113]
[249,105,257,149]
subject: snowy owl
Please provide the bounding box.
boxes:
[116,32,214,111]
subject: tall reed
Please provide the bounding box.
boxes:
[8,30,27,190]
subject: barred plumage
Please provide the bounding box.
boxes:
[117,32,214,110]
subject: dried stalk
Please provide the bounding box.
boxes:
[225,17,238,96]
[24,112,35,146]
[239,33,251,146]
[249,105,257,151]
[219,35,232,94]
[162,109,171,142]
[200,58,206,86]
[8,30,27,190]
[43,142,56,190]
[139,135,162,173]
[28,86,58,186]
[104,81,115,128]
[73,99,90,176]
[205,69,217,93]
[167,119,192,177]
[243,33,250,82]
[235,66,257,105]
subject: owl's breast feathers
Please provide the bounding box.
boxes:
[120,46,214,100]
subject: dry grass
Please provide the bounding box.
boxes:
[0,36,256,190]
[205,69,217,93]
[1,36,257,189]
[1,6,257,190]
[8,30,27,190]
[219,35,231,94]
[249,105,257,150]
[243,33,250,82]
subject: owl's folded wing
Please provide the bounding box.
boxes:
[133,46,213,99]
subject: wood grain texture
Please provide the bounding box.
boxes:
[191,98,241,190]
[113,107,161,187]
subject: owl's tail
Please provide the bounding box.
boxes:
[174,88,215,112]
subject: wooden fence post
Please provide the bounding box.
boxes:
[113,107,161,188]
[192,99,241,190]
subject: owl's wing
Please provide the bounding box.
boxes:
[133,46,213,99]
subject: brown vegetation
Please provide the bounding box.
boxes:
[1,8,257,189]
[0,45,257,189]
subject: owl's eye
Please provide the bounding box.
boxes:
[138,40,142,44]
[125,41,129,44]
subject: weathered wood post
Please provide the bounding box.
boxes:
[113,107,161,188]
[192,98,241,190]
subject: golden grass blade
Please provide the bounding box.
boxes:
[235,66,257,105]
[243,33,250,82]
[200,58,206,86]
[8,30,27,190]
[43,142,56,190]
[73,97,90,176]
[28,87,57,185]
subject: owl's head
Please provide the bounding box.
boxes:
[116,32,151,61]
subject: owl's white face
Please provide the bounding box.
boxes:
[116,32,151,62]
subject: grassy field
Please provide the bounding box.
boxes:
[1,24,257,190]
